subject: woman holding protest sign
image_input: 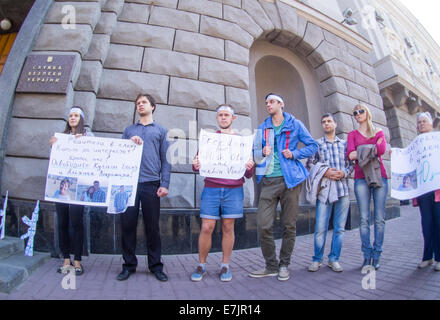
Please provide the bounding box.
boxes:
[49,106,93,276]
[413,112,440,271]
[347,104,389,271]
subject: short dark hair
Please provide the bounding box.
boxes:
[321,113,336,121]
[135,94,156,113]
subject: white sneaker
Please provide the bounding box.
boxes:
[248,268,278,278]
[277,266,290,281]
[308,261,322,272]
[418,259,434,269]
[328,261,343,272]
[435,262,440,272]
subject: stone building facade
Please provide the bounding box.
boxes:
[0,0,437,255]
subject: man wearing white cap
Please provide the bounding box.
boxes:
[250,93,318,281]
[191,104,255,282]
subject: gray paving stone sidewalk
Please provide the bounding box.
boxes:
[0,205,439,300]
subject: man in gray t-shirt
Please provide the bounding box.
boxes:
[116,93,171,282]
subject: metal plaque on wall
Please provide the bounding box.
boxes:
[16,54,76,94]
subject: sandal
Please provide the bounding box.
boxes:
[57,263,73,274]
[74,265,84,276]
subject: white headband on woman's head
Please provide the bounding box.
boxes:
[69,107,85,119]
[265,94,284,105]
[417,112,433,124]
[216,105,235,116]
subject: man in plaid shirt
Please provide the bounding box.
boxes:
[307,113,353,273]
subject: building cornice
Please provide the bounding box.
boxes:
[378,0,440,62]
[279,0,373,53]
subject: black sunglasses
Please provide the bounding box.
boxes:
[353,109,365,116]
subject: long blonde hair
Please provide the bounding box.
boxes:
[354,104,376,138]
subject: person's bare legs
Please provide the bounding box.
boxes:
[221,218,235,264]
[198,218,216,263]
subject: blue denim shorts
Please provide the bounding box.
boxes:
[200,187,244,220]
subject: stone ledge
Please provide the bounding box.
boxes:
[0,252,51,293]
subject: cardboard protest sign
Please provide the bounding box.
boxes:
[198,129,254,180]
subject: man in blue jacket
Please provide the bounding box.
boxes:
[249,93,318,281]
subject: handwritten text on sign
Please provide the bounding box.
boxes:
[198,129,254,179]
[391,131,440,200]
[45,133,142,208]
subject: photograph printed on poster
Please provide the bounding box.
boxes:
[75,179,108,204]
[107,184,134,214]
[45,175,78,203]
[392,170,418,192]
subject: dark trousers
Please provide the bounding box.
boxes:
[257,177,301,270]
[56,203,84,261]
[417,191,440,262]
[120,181,163,273]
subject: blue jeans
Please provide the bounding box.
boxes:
[313,196,349,263]
[354,178,388,260]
